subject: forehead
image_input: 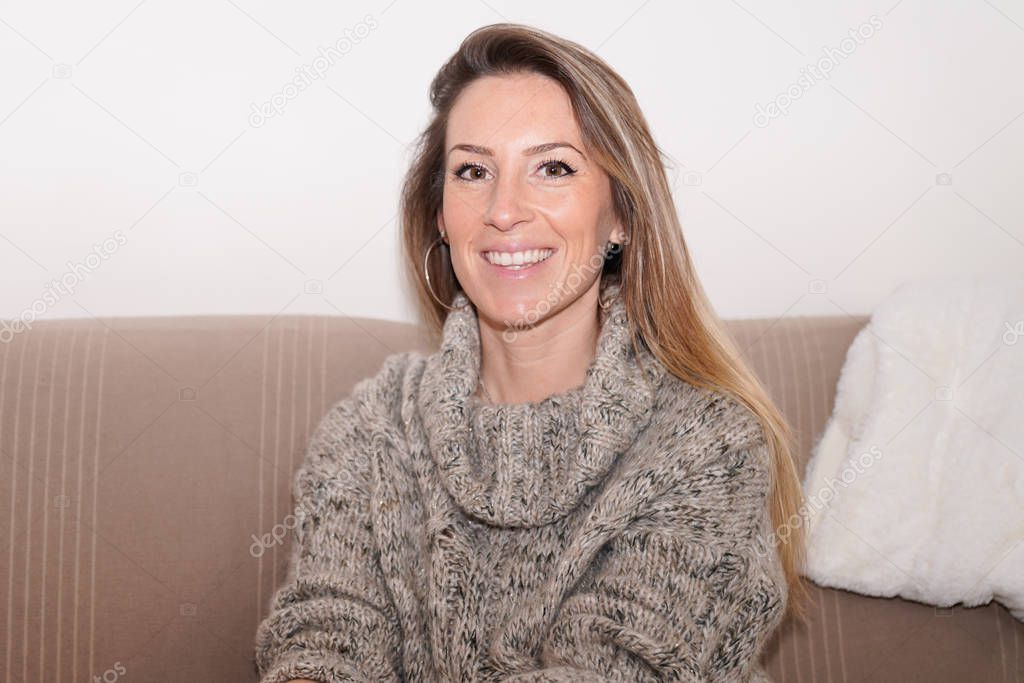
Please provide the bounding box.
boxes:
[446,72,582,151]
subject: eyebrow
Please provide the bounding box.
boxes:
[447,141,586,159]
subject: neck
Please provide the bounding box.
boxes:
[475,283,603,404]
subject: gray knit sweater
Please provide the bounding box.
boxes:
[253,283,786,682]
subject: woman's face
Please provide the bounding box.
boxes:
[438,72,624,328]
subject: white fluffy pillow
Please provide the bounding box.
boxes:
[801,274,1024,620]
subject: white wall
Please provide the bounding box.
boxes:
[1,0,1021,326]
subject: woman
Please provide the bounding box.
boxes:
[254,22,807,683]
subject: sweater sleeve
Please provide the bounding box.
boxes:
[253,392,403,683]
[501,438,787,683]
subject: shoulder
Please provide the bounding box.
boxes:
[319,349,424,432]
[618,373,775,546]
[347,349,424,412]
[298,350,424,484]
[648,371,770,475]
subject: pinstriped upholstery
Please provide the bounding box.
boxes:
[731,316,1024,682]
[1,313,1021,682]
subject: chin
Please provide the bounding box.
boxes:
[473,290,551,329]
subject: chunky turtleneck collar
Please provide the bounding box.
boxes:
[417,282,668,528]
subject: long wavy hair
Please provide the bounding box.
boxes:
[399,23,809,619]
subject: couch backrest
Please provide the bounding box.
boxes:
[1,312,1020,682]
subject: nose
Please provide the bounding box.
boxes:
[483,169,531,232]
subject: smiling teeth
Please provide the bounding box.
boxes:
[484,249,553,266]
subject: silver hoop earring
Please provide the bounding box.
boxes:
[424,235,468,312]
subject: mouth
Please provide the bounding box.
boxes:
[480,248,556,271]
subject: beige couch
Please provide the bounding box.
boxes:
[1,312,1021,682]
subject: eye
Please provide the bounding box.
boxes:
[449,158,578,183]
[539,158,577,179]
[451,162,489,182]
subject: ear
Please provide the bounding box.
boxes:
[436,209,447,242]
[607,219,627,246]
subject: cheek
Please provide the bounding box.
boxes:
[440,197,477,273]
[542,194,604,252]
[442,186,484,232]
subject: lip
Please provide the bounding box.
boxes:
[479,248,556,280]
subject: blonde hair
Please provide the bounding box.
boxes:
[400,22,809,619]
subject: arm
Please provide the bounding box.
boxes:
[253,394,403,683]
[501,439,787,682]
